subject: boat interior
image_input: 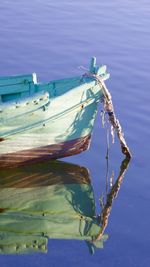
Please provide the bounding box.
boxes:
[0,73,83,104]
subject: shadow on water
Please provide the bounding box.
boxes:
[0,157,130,255]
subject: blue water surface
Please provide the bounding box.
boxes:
[0,0,150,266]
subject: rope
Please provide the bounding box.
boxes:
[99,77,131,159]
[85,72,132,159]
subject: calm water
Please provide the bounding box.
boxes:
[0,0,150,266]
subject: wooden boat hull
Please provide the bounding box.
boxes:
[0,134,91,168]
[0,80,101,167]
[0,58,109,166]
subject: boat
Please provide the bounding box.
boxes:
[0,57,131,167]
[0,160,108,254]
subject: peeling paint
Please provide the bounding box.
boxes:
[0,134,91,168]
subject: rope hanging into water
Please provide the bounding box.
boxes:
[85,71,132,159]
[98,76,132,159]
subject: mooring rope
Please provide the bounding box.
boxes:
[84,72,132,159]
[98,76,132,159]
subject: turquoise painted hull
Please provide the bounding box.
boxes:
[0,58,109,166]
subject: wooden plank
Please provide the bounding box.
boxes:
[0,74,36,87]
[0,83,31,95]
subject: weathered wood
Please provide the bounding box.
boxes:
[0,57,130,165]
[0,73,36,87]
[0,73,37,103]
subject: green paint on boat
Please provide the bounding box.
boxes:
[0,58,110,165]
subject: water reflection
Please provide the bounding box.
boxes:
[0,158,130,254]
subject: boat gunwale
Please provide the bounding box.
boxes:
[0,79,100,138]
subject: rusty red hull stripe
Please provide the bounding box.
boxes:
[0,134,91,168]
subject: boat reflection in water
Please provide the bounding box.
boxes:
[0,158,130,254]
